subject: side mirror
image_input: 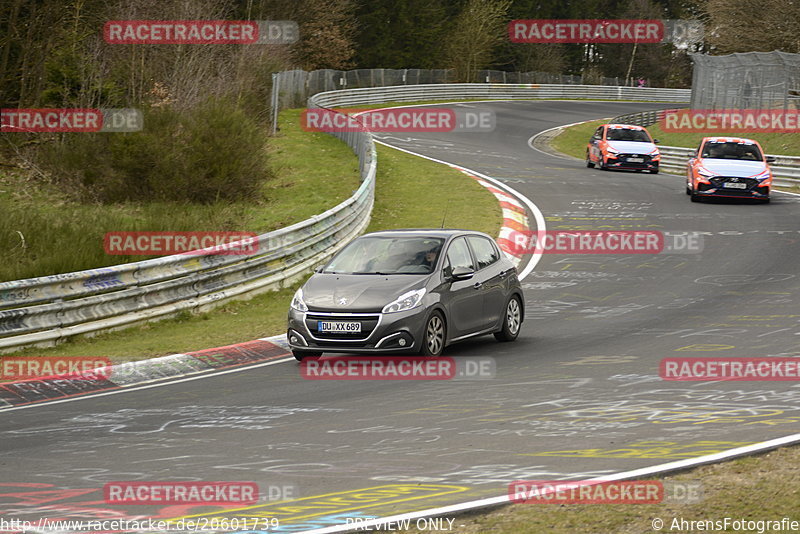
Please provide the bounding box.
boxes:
[765,156,776,163]
[653,138,660,144]
[450,266,475,281]
[314,267,324,273]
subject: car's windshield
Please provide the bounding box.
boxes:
[323,236,445,274]
[701,141,763,161]
[606,128,651,142]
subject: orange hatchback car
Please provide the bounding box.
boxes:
[686,137,774,203]
[586,123,661,173]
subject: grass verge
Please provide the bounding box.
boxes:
[2,108,500,361]
[377,445,800,534]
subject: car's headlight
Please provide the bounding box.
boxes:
[753,169,772,180]
[697,167,716,178]
[291,288,308,312]
[382,288,426,314]
[606,147,620,155]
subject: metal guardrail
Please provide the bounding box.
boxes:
[305,83,692,108]
[0,82,692,352]
[611,109,800,185]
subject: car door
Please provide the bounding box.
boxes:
[441,237,484,337]
[467,235,507,330]
[688,140,704,189]
[589,126,604,162]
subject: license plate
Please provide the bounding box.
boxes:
[723,182,747,189]
[318,321,361,333]
[627,157,644,163]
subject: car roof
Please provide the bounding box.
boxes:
[361,229,492,240]
[702,136,758,144]
[605,123,647,130]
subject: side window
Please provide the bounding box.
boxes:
[697,141,705,157]
[444,237,474,277]
[467,236,500,270]
[593,127,603,140]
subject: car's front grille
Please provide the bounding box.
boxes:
[305,313,380,341]
[620,153,651,162]
[709,176,759,195]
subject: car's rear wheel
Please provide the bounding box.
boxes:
[494,296,522,342]
[293,350,322,361]
[420,311,446,356]
[586,151,595,168]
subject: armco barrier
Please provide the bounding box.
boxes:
[611,109,800,185]
[0,83,691,352]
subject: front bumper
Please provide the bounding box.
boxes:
[287,306,429,354]
[605,153,659,170]
[695,176,770,198]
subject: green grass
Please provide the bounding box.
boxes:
[1,108,500,361]
[550,119,606,160]
[377,445,800,534]
[0,108,359,282]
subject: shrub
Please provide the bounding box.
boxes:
[39,98,271,204]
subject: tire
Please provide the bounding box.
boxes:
[649,168,659,174]
[690,192,701,202]
[586,152,595,168]
[420,311,446,356]
[599,158,609,171]
[293,350,322,361]
[494,296,522,342]
[685,184,692,195]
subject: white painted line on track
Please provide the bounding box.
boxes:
[301,431,800,534]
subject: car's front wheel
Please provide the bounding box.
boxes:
[420,311,446,356]
[494,296,522,342]
[586,151,595,168]
[293,350,322,361]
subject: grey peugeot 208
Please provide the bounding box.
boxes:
[287,229,524,361]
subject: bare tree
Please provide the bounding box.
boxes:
[441,0,512,83]
[290,0,357,70]
[702,0,800,54]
